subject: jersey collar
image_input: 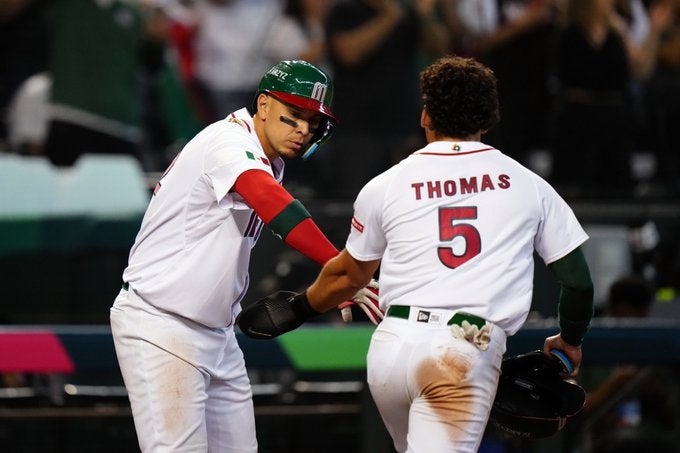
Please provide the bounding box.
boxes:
[413,141,496,156]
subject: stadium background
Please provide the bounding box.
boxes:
[1,155,679,452]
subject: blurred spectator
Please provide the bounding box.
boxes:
[413,0,467,66]
[157,0,214,131]
[190,0,282,123]
[549,0,674,196]
[603,273,654,317]
[455,0,564,169]
[43,0,169,168]
[649,244,680,318]
[641,0,680,194]
[258,0,334,191]
[263,0,333,73]
[0,0,49,149]
[322,0,451,199]
[452,0,497,57]
[5,72,50,155]
[576,274,678,453]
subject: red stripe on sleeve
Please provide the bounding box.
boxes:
[233,170,338,265]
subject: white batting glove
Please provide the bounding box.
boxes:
[450,321,493,351]
[338,279,383,325]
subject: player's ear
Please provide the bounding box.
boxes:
[420,107,431,130]
[256,93,270,119]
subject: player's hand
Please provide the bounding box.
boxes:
[338,279,382,325]
[543,334,582,377]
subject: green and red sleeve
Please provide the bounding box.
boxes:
[233,169,338,266]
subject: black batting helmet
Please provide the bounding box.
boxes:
[490,350,586,439]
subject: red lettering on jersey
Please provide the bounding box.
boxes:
[460,177,478,194]
[427,181,442,198]
[411,182,424,200]
[351,216,365,233]
[444,180,457,196]
[480,174,495,191]
[498,174,511,189]
[413,174,510,200]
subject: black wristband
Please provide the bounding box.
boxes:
[290,292,321,319]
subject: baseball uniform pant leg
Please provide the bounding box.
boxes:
[110,289,257,453]
[367,317,506,453]
[205,333,257,453]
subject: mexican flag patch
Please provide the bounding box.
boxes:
[245,151,270,166]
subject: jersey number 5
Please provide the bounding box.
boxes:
[438,206,481,269]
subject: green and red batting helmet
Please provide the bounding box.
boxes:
[254,60,336,159]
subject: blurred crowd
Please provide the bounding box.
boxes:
[2,1,680,450]
[1,0,679,199]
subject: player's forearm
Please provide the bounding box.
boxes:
[549,247,594,346]
[307,250,377,312]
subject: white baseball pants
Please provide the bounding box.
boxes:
[110,287,257,453]
[367,310,507,453]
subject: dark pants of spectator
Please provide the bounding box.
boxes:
[550,101,635,195]
[45,120,141,167]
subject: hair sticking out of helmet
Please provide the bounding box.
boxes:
[255,60,336,159]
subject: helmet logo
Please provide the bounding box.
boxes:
[267,67,289,81]
[311,82,328,104]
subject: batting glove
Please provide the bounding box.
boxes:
[339,279,383,325]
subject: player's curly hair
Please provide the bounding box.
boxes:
[421,56,500,138]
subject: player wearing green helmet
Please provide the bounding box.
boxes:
[111,59,381,452]
[253,60,336,159]
[255,60,335,119]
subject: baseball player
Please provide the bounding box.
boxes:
[237,56,594,452]
[109,60,378,452]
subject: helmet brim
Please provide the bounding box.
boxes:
[269,91,336,121]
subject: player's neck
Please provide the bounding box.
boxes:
[427,132,482,143]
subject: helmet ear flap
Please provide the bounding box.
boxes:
[302,118,335,160]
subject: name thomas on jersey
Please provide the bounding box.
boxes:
[410,173,511,200]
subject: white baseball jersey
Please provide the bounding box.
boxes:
[123,108,283,328]
[346,141,588,335]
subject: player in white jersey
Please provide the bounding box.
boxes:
[237,56,595,452]
[110,60,378,453]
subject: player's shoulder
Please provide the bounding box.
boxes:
[199,112,259,146]
[493,151,550,183]
[485,150,572,206]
